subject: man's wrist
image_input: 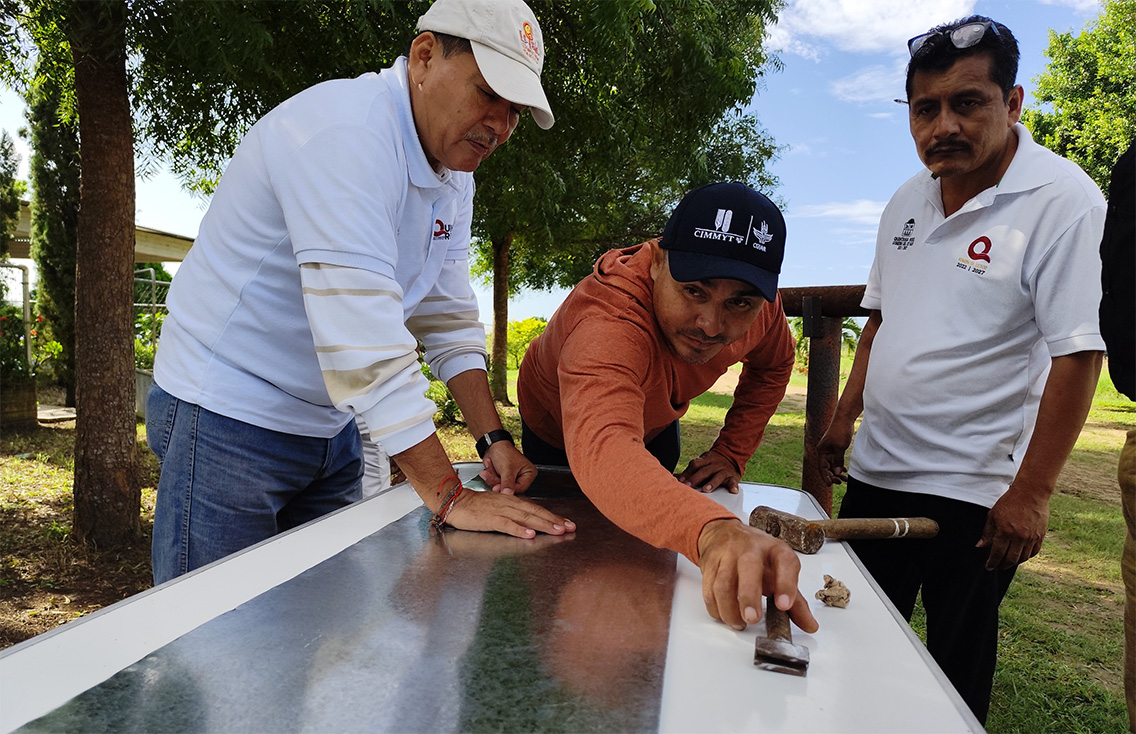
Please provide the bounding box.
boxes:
[475,429,514,459]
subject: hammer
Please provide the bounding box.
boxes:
[753,595,809,676]
[749,505,939,554]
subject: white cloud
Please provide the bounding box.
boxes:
[829,59,909,104]
[789,199,888,225]
[767,0,977,57]
[868,111,895,119]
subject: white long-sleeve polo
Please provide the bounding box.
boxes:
[155,58,487,454]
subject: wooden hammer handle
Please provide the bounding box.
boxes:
[749,506,938,554]
[817,517,939,541]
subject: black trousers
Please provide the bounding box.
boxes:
[838,477,1018,725]
[519,418,682,474]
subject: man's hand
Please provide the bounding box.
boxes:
[479,442,537,495]
[817,420,853,486]
[446,489,576,539]
[977,482,1050,570]
[696,518,819,633]
[678,450,742,494]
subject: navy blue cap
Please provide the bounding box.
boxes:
[659,182,786,302]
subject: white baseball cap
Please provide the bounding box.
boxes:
[416,0,555,129]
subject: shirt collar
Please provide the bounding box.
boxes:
[914,122,1054,215]
[390,57,451,190]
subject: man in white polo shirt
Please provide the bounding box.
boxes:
[818,16,1105,724]
[148,0,575,585]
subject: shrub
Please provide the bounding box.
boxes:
[506,317,547,369]
[0,304,61,383]
[421,362,462,426]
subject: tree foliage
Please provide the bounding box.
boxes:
[129,1,420,190]
[27,56,80,405]
[0,130,20,261]
[1021,0,1136,189]
[473,0,782,293]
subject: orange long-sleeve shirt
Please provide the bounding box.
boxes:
[517,242,795,564]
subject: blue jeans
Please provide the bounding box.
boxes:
[147,384,363,585]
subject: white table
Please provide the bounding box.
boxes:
[0,465,981,732]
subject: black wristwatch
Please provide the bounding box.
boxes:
[475,429,515,459]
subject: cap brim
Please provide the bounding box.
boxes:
[471,42,555,130]
[667,250,779,303]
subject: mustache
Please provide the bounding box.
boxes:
[678,329,726,345]
[465,132,499,150]
[926,141,971,156]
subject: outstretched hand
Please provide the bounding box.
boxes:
[696,518,818,633]
[445,488,575,539]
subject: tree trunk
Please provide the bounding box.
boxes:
[68,0,140,548]
[489,232,512,405]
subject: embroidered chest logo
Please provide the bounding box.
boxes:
[892,218,916,250]
[433,219,452,240]
[519,22,540,63]
[956,236,992,276]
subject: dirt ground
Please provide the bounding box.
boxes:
[0,385,155,650]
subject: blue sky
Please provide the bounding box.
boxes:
[0,0,1103,321]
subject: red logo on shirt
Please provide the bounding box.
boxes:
[967,236,992,262]
[956,235,992,276]
[434,219,452,240]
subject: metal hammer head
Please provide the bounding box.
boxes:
[748,506,825,554]
[753,597,809,676]
[754,638,809,676]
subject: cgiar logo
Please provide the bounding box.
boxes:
[752,221,773,245]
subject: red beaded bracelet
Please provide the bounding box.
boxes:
[431,478,464,532]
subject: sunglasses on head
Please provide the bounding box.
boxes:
[907,20,1000,58]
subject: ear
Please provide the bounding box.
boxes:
[1006,84,1024,125]
[407,32,439,87]
[649,241,667,282]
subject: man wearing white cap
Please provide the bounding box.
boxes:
[148,0,571,585]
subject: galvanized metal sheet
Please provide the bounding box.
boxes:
[19,492,676,733]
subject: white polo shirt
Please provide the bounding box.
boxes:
[850,124,1106,508]
[156,58,487,454]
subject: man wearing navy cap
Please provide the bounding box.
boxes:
[517,182,818,633]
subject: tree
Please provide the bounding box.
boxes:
[67,0,141,548]
[1021,0,1136,189]
[27,57,80,406]
[0,130,20,260]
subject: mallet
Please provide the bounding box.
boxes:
[749,505,939,554]
[753,595,809,676]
